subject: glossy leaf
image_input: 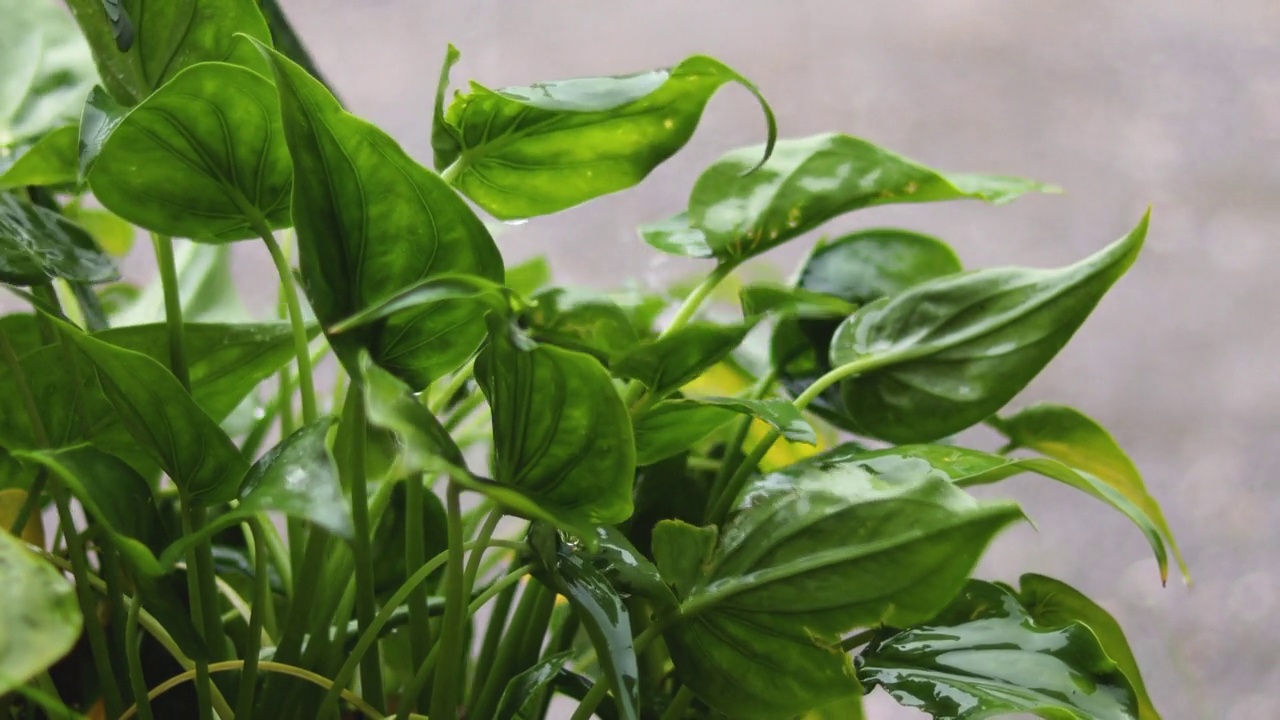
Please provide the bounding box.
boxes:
[993,403,1187,582]
[531,525,639,720]
[667,133,1054,262]
[860,580,1137,720]
[436,52,776,220]
[653,459,1022,718]
[81,61,292,242]
[477,318,635,526]
[522,288,638,359]
[0,125,80,190]
[64,0,271,105]
[0,192,118,285]
[237,419,351,538]
[633,396,815,466]
[0,0,97,152]
[256,41,504,390]
[0,531,82,694]
[1019,573,1160,719]
[578,525,677,608]
[613,321,754,401]
[829,214,1148,442]
[495,651,573,720]
[61,323,249,502]
[738,283,856,319]
[637,211,714,259]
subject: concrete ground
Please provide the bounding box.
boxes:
[128,1,1279,717]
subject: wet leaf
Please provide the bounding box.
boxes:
[0,192,118,286]
[237,419,351,538]
[495,651,573,720]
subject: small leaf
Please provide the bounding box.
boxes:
[860,580,1138,720]
[522,288,638,359]
[476,318,635,527]
[237,419,351,538]
[675,133,1054,262]
[654,458,1022,718]
[531,525,639,720]
[0,0,97,151]
[0,126,81,190]
[1019,573,1161,720]
[64,0,271,105]
[504,255,552,296]
[495,651,573,720]
[438,52,776,220]
[430,44,463,170]
[992,403,1187,583]
[633,396,815,466]
[829,213,1148,442]
[637,212,715,259]
[0,192,118,286]
[61,322,249,502]
[612,321,754,401]
[579,525,677,608]
[0,531,82,694]
[81,60,293,242]
[738,283,856,319]
[256,40,504,390]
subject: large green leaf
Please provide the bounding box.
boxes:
[860,580,1138,720]
[435,51,775,220]
[788,442,1173,579]
[640,134,1052,261]
[0,531,83,694]
[829,213,1148,442]
[64,0,271,105]
[0,0,97,152]
[652,458,1022,718]
[633,396,815,466]
[476,318,635,527]
[81,61,292,242]
[0,192,118,285]
[531,525,639,720]
[256,41,504,390]
[1019,574,1159,719]
[992,403,1186,583]
[612,321,754,401]
[61,323,248,502]
[774,228,962,430]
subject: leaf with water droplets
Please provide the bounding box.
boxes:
[0,192,118,286]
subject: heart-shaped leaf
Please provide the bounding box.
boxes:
[829,213,1148,442]
[641,134,1053,262]
[991,403,1187,583]
[0,531,83,694]
[64,0,271,105]
[476,318,635,527]
[612,321,755,402]
[633,396,815,466]
[435,50,776,220]
[0,0,97,153]
[256,41,504,390]
[80,61,293,242]
[0,192,118,286]
[860,580,1138,720]
[653,456,1023,718]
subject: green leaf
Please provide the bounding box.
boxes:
[494,651,573,720]
[992,403,1187,583]
[371,479,447,597]
[431,44,463,170]
[64,0,271,105]
[612,321,754,401]
[0,531,83,694]
[81,61,292,242]
[237,419,351,538]
[522,288,638,359]
[255,40,504,390]
[626,454,711,557]
[531,525,639,720]
[1019,573,1159,720]
[637,212,715,259]
[860,580,1138,720]
[476,318,635,527]
[504,255,552,296]
[0,0,97,152]
[578,525,677,609]
[829,213,1148,442]
[0,192,118,285]
[62,206,135,257]
[61,322,248,502]
[327,273,511,335]
[738,283,856,319]
[437,52,776,220]
[654,459,1022,719]
[0,125,81,190]
[788,442,1173,579]
[633,396,814,466]
[669,133,1054,262]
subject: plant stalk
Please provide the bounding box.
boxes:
[428,483,468,720]
[341,387,385,710]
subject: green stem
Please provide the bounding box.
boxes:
[469,581,553,720]
[235,520,271,720]
[179,498,218,720]
[260,227,317,425]
[150,234,190,388]
[703,368,777,521]
[659,686,696,720]
[125,596,156,720]
[463,508,504,594]
[403,474,432,712]
[428,483,468,720]
[465,574,517,710]
[343,389,385,710]
[428,361,475,416]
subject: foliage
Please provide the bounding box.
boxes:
[0,2,1181,719]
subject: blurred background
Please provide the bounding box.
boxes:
[115,1,1276,717]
